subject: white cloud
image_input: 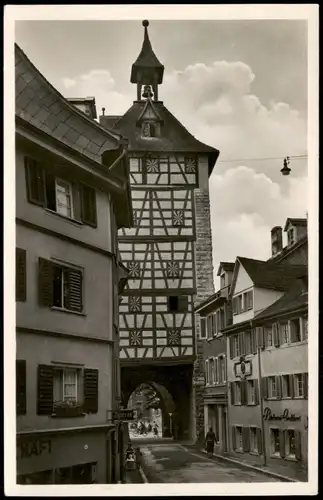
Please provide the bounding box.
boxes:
[58,60,307,289]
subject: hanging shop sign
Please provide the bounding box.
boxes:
[263,407,301,422]
[112,409,135,422]
[17,438,52,459]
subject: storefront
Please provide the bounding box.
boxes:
[17,425,119,485]
[204,390,228,453]
[262,400,308,476]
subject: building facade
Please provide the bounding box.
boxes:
[15,44,132,484]
[196,262,234,453]
[99,20,219,441]
[223,256,308,479]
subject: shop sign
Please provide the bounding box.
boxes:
[234,357,252,380]
[112,409,135,421]
[18,438,52,459]
[263,407,301,422]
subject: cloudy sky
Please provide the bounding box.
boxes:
[15,19,308,286]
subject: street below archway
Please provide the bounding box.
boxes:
[137,442,284,483]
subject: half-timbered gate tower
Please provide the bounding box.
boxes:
[100,21,219,441]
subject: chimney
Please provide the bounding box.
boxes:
[271,226,283,256]
[297,274,308,294]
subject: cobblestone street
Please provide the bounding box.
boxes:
[139,442,283,483]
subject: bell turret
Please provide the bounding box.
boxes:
[130,20,164,101]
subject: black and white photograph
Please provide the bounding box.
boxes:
[4,4,318,496]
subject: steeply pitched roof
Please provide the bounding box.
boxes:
[267,234,308,263]
[284,218,307,231]
[131,21,164,84]
[217,262,235,276]
[255,277,308,320]
[110,101,220,175]
[236,256,307,292]
[15,44,123,164]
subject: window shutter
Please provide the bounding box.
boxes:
[16,360,26,415]
[262,377,268,400]
[80,184,97,227]
[231,426,236,451]
[230,382,235,405]
[239,333,245,356]
[289,374,295,398]
[229,337,234,359]
[275,375,282,400]
[200,317,206,339]
[178,295,188,312]
[16,248,27,302]
[24,156,45,206]
[242,427,250,452]
[273,323,280,347]
[256,428,263,454]
[279,430,286,458]
[226,301,233,326]
[294,431,302,460]
[66,269,83,312]
[84,368,99,413]
[38,258,53,307]
[224,356,227,383]
[241,381,248,405]
[248,290,253,310]
[256,327,265,350]
[207,315,213,339]
[251,329,257,354]
[254,379,259,405]
[290,320,297,343]
[37,364,53,415]
[44,171,56,211]
[205,360,209,384]
[304,373,308,399]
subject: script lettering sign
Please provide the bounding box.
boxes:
[263,407,301,422]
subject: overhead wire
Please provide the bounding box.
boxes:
[217,154,308,164]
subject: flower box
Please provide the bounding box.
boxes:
[53,402,84,418]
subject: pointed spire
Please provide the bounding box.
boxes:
[130,20,164,85]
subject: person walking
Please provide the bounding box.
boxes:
[205,427,216,457]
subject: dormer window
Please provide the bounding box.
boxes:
[142,121,158,138]
[287,228,295,246]
[220,273,226,289]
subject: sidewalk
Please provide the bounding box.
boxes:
[186,444,308,483]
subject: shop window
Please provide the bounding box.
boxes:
[280,322,290,344]
[294,374,305,398]
[270,428,281,456]
[282,375,293,398]
[55,462,97,484]
[249,427,258,453]
[290,318,301,343]
[268,376,277,399]
[17,469,53,485]
[235,426,243,451]
[285,430,296,458]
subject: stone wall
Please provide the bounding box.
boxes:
[193,185,215,443]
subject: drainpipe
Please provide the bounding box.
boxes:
[250,320,267,466]
[107,140,128,173]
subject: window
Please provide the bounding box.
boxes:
[220,273,225,289]
[235,426,243,451]
[282,375,293,398]
[205,360,209,385]
[245,331,251,354]
[167,295,188,312]
[243,292,248,312]
[220,308,225,330]
[25,156,97,227]
[233,382,241,405]
[280,322,290,344]
[294,374,305,398]
[219,356,226,383]
[209,358,215,385]
[287,228,295,246]
[55,179,73,218]
[53,368,79,404]
[200,317,207,339]
[247,290,253,310]
[249,428,258,453]
[268,376,277,399]
[237,295,242,314]
[234,336,240,358]
[38,259,83,313]
[247,380,255,404]
[290,318,301,343]
[207,314,214,339]
[266,326,273,347]
[285,430,296,457]
[271,429,281,456]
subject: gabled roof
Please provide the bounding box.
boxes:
[217,262,235,276]
[284,218,307,231]
[15,44,123,164]
[255,276,308,321]
[131,21,164,84]
[137,98,163,124]
[231,256,307,294]
[110,101,220,176]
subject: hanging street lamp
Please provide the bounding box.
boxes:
[281,156,291,176]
